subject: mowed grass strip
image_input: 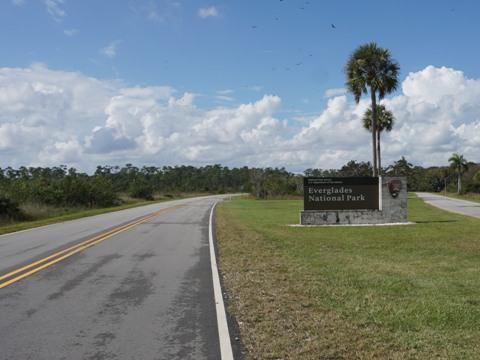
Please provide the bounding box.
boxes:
[216,196,480,359]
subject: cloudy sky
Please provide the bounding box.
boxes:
[0,0,479,174]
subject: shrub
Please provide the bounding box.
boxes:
[128,182,154,200]
[0,195,28,221]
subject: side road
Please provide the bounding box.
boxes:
[415,192,480,218]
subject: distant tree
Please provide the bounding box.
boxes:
[475,171,480,182]
[228,166,251,193]
[304,168,339,177]
[250,168,267,199]
[52,165,68,179]
[263,167,299,198]
[304,168,319,177]
[472,170,480,193]
[362,104,395,175]
[338,160,372,177]
[448,153,468,193]
[345,42,400,177]
[387,156,413,177]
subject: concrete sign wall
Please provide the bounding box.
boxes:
[304,177,379,210]
[300,177,407,225]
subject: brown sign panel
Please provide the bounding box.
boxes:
[304,177,379,210]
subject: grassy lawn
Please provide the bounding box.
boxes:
[216,196,480,359]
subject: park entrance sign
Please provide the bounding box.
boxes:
[300,177,407,225]
[304,177,379,211]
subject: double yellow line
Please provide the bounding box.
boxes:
[0,205,183,289]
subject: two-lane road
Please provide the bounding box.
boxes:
[416,192,480,218]
[0,195,236,360]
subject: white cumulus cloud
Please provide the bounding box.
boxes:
[100,40,122,59]
[198,6,219,19]
[0,64,478,173]
[43,0,66,22]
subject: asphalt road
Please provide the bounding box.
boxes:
[0,195,237,360]
[416,192,480,218]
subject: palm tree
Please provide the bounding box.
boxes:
[475,171,480,182]
[389,156,413,177]
[448,153,468,193]
[362,104,395,175]
[345,42,400,177]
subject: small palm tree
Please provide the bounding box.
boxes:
[448,153,468,193]
[475,171,480,182]
[389,156,412,177]
[345,42,400,177]
[362,104,394,175]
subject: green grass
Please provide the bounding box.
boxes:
[444,191,480,203]
[216,197,480,359]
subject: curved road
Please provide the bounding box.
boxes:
[0,195,238,360]
[416,192,480,218]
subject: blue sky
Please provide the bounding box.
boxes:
[0,0,479,173]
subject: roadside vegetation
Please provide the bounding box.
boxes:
[0,196,191,235]
[1,160,479,230]
[444,191,480,203]
[216,196,480,359]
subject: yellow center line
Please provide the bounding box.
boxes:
[0,204,184,289]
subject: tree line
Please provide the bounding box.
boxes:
[1,157,479,222]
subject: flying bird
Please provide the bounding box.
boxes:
[331,24,336,28]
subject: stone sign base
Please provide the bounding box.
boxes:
[300,177,407,225]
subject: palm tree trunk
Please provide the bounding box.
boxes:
[377,130,381,176]
[371,91,378,177]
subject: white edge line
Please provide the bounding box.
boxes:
[209,202,235,360]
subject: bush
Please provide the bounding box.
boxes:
[56,175,118,208]
[128,182,154,200]
[0,195,28,221]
